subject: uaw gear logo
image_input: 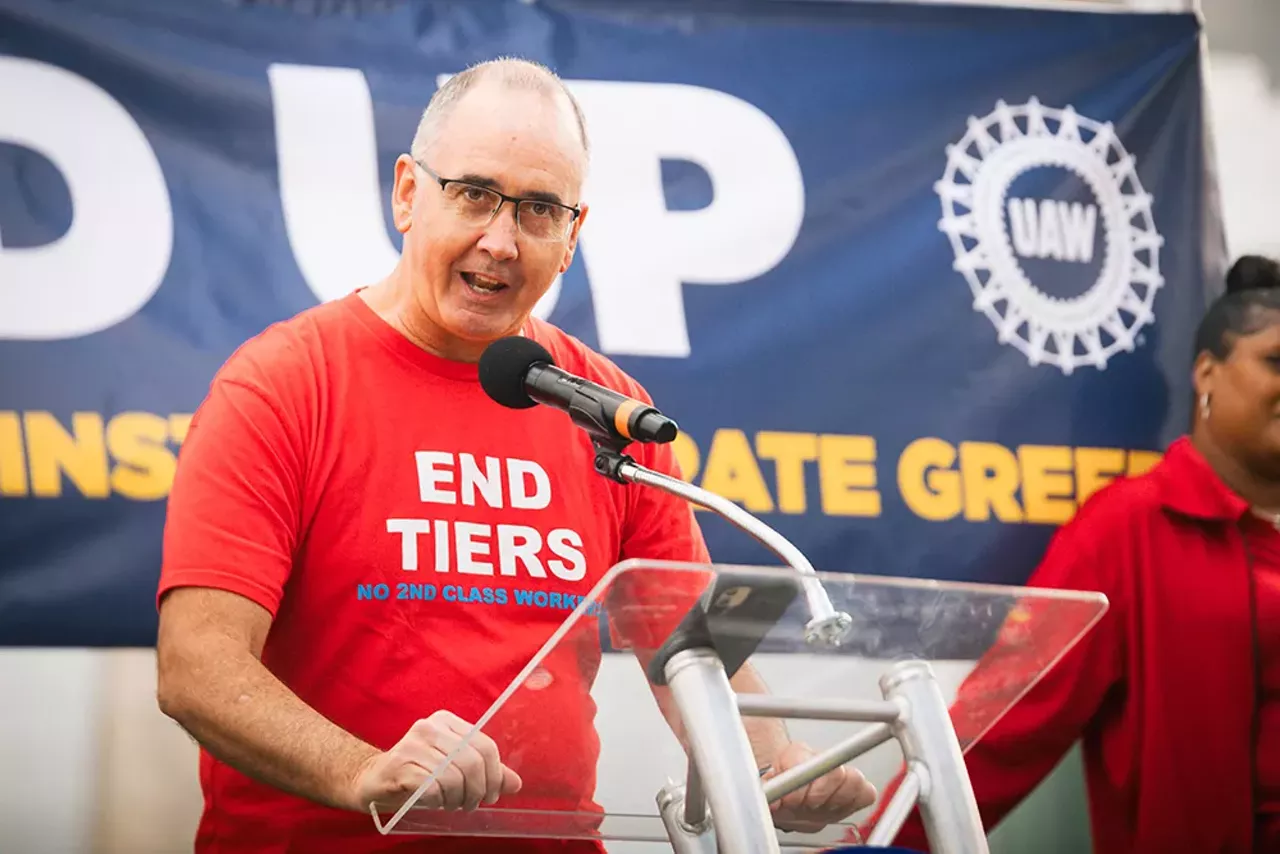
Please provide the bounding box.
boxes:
[936,98,1165,375]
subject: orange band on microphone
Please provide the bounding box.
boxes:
[614,399,640,439]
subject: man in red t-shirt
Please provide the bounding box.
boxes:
[155,57,875,853]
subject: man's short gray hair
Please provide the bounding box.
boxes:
[410,57,589,162]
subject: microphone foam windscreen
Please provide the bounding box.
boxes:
[478,336,555,409]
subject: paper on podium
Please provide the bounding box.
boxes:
[370,560,1107,849]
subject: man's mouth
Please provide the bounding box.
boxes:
[460,272,509,295]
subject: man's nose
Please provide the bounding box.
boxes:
[476,202,519,262]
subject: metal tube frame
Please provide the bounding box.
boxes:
[663,648,781,854]
[610,456,988,853]
[656,657,989,854]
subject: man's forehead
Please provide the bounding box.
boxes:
[431,83,585,178]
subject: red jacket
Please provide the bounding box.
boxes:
[881,436,1258,853]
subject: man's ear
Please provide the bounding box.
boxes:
[560,203,589,273]
[391,155,418,234]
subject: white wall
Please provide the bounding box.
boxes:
[0,651,102,854]
[1201,0,1280,260]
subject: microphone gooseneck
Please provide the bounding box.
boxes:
[476,336,852,650]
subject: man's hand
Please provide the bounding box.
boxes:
[763,741,877,834]
[351,711,523,813]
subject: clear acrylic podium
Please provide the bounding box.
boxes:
[366,559,1107,853]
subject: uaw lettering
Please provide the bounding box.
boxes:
[363,451,598,615]
[936,98,1166,375]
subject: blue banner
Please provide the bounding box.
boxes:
[0,0,1217,646]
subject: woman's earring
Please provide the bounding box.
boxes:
[1201,392,1211,420]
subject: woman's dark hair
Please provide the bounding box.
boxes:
[1193,255,1280,360]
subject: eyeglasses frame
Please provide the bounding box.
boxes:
[412,157,581,242]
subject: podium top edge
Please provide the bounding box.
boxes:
[604,558,1110,607]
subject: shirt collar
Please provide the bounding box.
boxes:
[1153,435,1251,522]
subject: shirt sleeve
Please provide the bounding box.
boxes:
[875,490,1130,848]
[157,352,307,618]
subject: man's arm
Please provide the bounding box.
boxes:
[156,587,378,811]
[157,586,521,812]
[728,664,792,766]
[157,351,519,814]
[156,360,379,810]
[156,586,521,813]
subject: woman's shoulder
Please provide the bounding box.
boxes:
[1047,459,1176,560]
[1075,467,1167,523]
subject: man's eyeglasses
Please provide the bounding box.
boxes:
[414,159,580,243]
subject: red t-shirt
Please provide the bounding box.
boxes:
[1241,514,1280,854]
[158,291,711,853]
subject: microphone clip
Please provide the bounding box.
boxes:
[592,439,636,485]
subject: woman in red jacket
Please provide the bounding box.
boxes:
[881,255,1280,854]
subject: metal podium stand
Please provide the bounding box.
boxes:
[368,559,1107,852]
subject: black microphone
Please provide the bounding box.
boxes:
[479,336,679,446]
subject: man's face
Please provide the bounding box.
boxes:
[390,82,588,348]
